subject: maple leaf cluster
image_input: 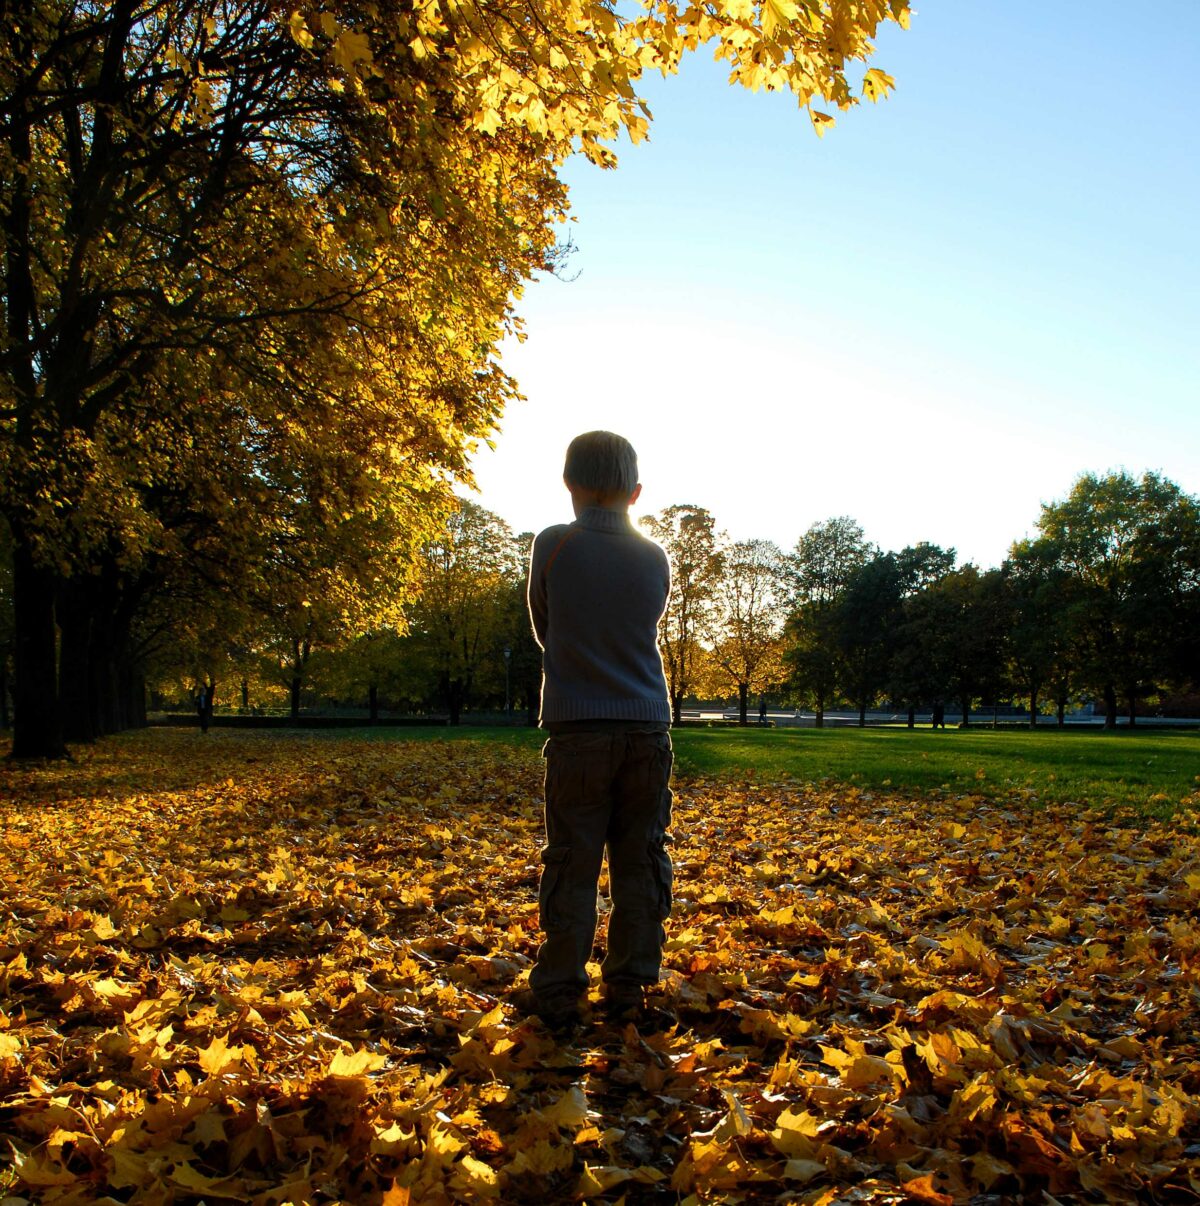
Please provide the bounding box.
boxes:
[1,731,1198,1203]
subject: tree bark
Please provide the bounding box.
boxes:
[1102,682,1117,729]
[241,678,249,711]
[907,706,915,729]
[58,587,95,743]
[289,636,310,720]
[737,682,748,726]
[858,700,866,727]
[1028,683,1039,727]
[1056,695,1067,727]
[6,14,65,761]
[10,544,67,759]
[815,687,825,729]
[959,695,970,727]
[92,626,122,736]
[672,691,683,725]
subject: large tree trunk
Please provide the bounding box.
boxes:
[448,677,464,726]
[1028,682,1039,727]
[92,623,122,736]
[959,694,971,727]
[737,682,748,726]
[1102,682,1117,729]
[815,687,825,729]
[289,636,310,720]
[10,544,67,760]
[241,678,249,711]
[0,655,10,730]
[672,691,683,725]
[857,699,866,728]
[907,706,915,729]
[1056,694,1067,727]
[58,587,95,743]
[90,637,115,736]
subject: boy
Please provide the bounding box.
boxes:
[519,431,674,1032]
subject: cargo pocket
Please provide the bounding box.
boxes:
[538,845,572,931]
[648,839,673,921]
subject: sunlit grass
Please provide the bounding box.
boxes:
[286,722,1200,815]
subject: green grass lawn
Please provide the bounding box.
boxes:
[300,722,1200,815]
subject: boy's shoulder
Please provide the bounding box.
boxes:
[532,522,574,551]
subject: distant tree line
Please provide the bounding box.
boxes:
[2,469,1197,737]
[649,470,1200,729]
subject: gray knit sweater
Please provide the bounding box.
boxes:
[528,506,671,725]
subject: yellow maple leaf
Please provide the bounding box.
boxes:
[332,29,373,74]
[540,1084,589,1131]
[326,1047,387,1078]
[576,1163,632,1194]
[197,1034,246,1076]
[783,1157,826,1183]
[762,0,798,37]
[288,10,313,49]
[770,1107,823,1157]
[451,1153,501,1197]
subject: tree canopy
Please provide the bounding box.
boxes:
[1,0,912,756]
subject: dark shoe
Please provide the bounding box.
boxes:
[601,983,675,1031]
[511,987,581,1035]
[601,982,646,1021]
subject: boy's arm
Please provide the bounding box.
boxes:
[527,533,549,649]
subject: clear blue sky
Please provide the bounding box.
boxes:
[469,0,1200,568]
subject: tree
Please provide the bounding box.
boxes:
[930,566,1009,727]
[640,505,723,724]
[1029,472,1200,727]
[2,0,912,757]
[885,543,957,726]
[0,520,12,729]
[407,501,521,725]
[706,538,787,725]
[0,0,560,754]
[1003,540,1076,726]
[835,552,903,726]
[783,516,872,727]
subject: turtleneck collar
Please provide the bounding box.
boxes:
[576,506,633,533]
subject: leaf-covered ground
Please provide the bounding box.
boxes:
[1,730,1199,1204]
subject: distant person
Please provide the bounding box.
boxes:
[516,431,673,1034]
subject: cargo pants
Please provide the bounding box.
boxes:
[528,729,674,1002]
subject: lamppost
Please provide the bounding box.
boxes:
[503,647,512,722]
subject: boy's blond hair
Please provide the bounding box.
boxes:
[563,431,639,501]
